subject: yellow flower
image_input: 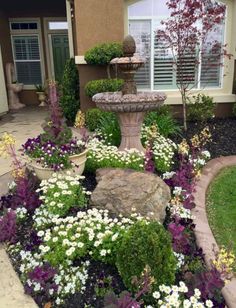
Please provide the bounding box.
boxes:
[178,139,189,155]
[12,168,25,179]
[0,133,16,158]
[74,110,85,128]
[213,247,236,282]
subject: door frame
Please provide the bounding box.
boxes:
[0,45,8,114]
[43,17,68,80]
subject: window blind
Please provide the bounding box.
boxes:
[12,35,42,85]
[129,20,151,89]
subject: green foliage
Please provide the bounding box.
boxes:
[116,221,177,292]
[85,108,104,131]
[98,112,121,147]
[144,112,182,138]
[232,103,236,117]
[84,42,123,66]
[59,58,80,125]
[35,84,45,92]
[85,79,124,98]
[85,108,121,146]
[187,94,215,122]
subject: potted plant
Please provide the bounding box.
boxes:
[23,81,88,180]
[35,84,47,107]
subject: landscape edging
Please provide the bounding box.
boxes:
[193,156,236,308]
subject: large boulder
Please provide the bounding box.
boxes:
[90,168,171,223]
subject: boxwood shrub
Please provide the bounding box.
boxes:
[84,42,123,65]
[85,78,124,98]
[116,220,177,292]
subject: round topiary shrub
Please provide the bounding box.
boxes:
[116,220,177,292]
[85,78,124,98]
[84,42,123,66]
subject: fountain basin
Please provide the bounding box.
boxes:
[93,91,166,113]
[93,91,166,152]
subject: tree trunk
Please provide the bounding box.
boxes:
[181,91,188,131]
[107,64,111,79]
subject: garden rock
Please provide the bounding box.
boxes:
[90,168,170,223]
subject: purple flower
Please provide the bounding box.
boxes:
[0,210,17,243]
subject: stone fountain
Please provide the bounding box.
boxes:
[92,35,166,152]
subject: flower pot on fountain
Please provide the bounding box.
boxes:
[92,35,167,152]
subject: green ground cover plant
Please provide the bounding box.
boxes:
[206,166,236,257]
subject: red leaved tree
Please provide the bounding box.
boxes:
[157,0,229,130]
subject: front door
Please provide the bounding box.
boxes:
[51,34,69,82]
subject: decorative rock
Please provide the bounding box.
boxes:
[90,168,171,223]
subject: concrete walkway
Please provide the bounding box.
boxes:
[0,107,48,308]
[0,107,48,176]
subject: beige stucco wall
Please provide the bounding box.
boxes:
[73,0,125,110]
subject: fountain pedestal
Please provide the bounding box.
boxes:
[118,112,145,152]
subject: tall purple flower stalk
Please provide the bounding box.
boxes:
[0,210,17,243]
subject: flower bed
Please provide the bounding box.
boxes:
[1,123,233,308]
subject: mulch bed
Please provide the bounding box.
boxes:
[5,117,235,308]
[173,118,236,158]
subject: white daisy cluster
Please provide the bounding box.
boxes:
[33,172,88,228]
[39,208,146,266]
[8,244,89,306]
[173,252,185,269]
[189,150,211,171]
[87,137,145,171]
[54,261,90,305]
[15,207,28,220]
[149,282,213,307]
[142,126,177,172]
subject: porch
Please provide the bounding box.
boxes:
[0,0,74,110]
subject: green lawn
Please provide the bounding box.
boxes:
[206,166,236,256]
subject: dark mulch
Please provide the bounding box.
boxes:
[173,118,236,158]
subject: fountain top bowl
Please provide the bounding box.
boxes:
[92,91,167,113]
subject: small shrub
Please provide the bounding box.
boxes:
[84,42,123,66]
[187,94,215,122]
[233,103,236,117]
[116,220,177,292]
[59,58,80,125]
[85,108,104,131]
[85,78,124,98]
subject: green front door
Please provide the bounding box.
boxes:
[51,34,69,82]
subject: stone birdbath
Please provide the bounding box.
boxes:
[92,35,166,152]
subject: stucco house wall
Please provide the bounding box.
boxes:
[74,0,236,116]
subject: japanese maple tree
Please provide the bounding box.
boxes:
[157,0,228,130]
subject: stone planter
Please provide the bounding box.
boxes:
[69,149,88,175]
[36,91,47,107]
[27,149,88,181]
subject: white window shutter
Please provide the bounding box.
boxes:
[129,20,151,89]
[12,35,42,85]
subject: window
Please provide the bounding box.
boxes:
[128,0,225,91]
[48,22,68,30]
[10,20,43,86]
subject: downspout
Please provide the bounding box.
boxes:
[66,0,75,58]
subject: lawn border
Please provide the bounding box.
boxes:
[193,156,236,308]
